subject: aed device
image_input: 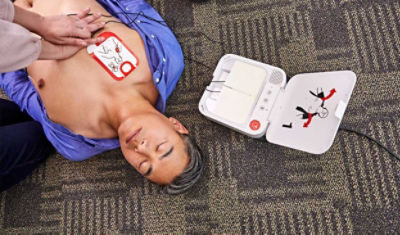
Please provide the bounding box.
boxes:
[87,32,138,81]
[199,54,357,154]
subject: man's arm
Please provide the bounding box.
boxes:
[0,69,42,122]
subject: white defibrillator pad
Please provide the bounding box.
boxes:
[87,32,139,81]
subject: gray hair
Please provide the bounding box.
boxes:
[163,134,203,195]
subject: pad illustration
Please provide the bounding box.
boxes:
[87,32,139,81]
[295,88,336,128]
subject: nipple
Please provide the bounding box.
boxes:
[38,79,45,89]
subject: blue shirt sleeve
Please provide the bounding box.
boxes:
[0,69,120,161]
[0,69,43,121]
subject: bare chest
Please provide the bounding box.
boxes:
[27,0,158,138]
[28,60,157,138]
[27,32,157,138]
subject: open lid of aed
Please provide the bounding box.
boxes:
[198,54,357,154]
[265,70,356,154]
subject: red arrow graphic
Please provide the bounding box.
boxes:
[321,88,336,101]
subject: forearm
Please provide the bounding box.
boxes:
[38,40,60,60]
[38,40,82,60]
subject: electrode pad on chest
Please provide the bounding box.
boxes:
[87,32,139,81]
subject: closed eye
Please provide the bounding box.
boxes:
[160,147,173,159]
[157,141,167,151]
[141,147,172,177]
[139,160,146,169]
[144,166,152,176]
[139,161,152,176]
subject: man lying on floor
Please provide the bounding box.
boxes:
[0,0,202,194]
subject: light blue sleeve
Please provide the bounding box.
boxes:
[0,69,44,122]
[0,69,120,162]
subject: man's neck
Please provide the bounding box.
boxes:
[105,87,158,132]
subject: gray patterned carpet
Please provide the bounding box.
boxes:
[1,0,400,233]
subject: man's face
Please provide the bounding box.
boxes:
[118,114,189,185]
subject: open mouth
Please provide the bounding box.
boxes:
[125,128,142,144]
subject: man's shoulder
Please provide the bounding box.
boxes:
[43,121,121,161]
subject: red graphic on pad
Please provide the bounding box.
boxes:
[296,107,318,128]
[87,32,139,81]
[321,89,336,101]
[304,113,313,128]
[296,88,336,128]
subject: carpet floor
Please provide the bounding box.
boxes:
[1,0,400,233]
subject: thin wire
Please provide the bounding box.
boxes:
[185,56,213,70]
[205,89,221,92]
[69,12,221,70]
[67,12,167,37]
[252,127,399,162]
[202,80,226,90]
[67,13,124,26]
[196,31,221,44]
[67,11,167,26]
[339,127,400,161]
[67,13,112,17]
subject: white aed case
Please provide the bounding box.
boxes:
[198,54,357,154]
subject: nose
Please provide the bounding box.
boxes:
[135,139,148,152]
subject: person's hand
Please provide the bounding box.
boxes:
[38,8,106,46]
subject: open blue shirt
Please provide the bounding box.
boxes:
[0,0,184,161]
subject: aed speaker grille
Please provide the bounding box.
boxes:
[269,70,283,85]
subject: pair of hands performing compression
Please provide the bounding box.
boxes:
[13,6,106,60]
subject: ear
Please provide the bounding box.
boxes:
[168,117,189,135]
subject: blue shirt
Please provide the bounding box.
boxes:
[0,0,184,161]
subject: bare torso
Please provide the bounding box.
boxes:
[25,0,158,138]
